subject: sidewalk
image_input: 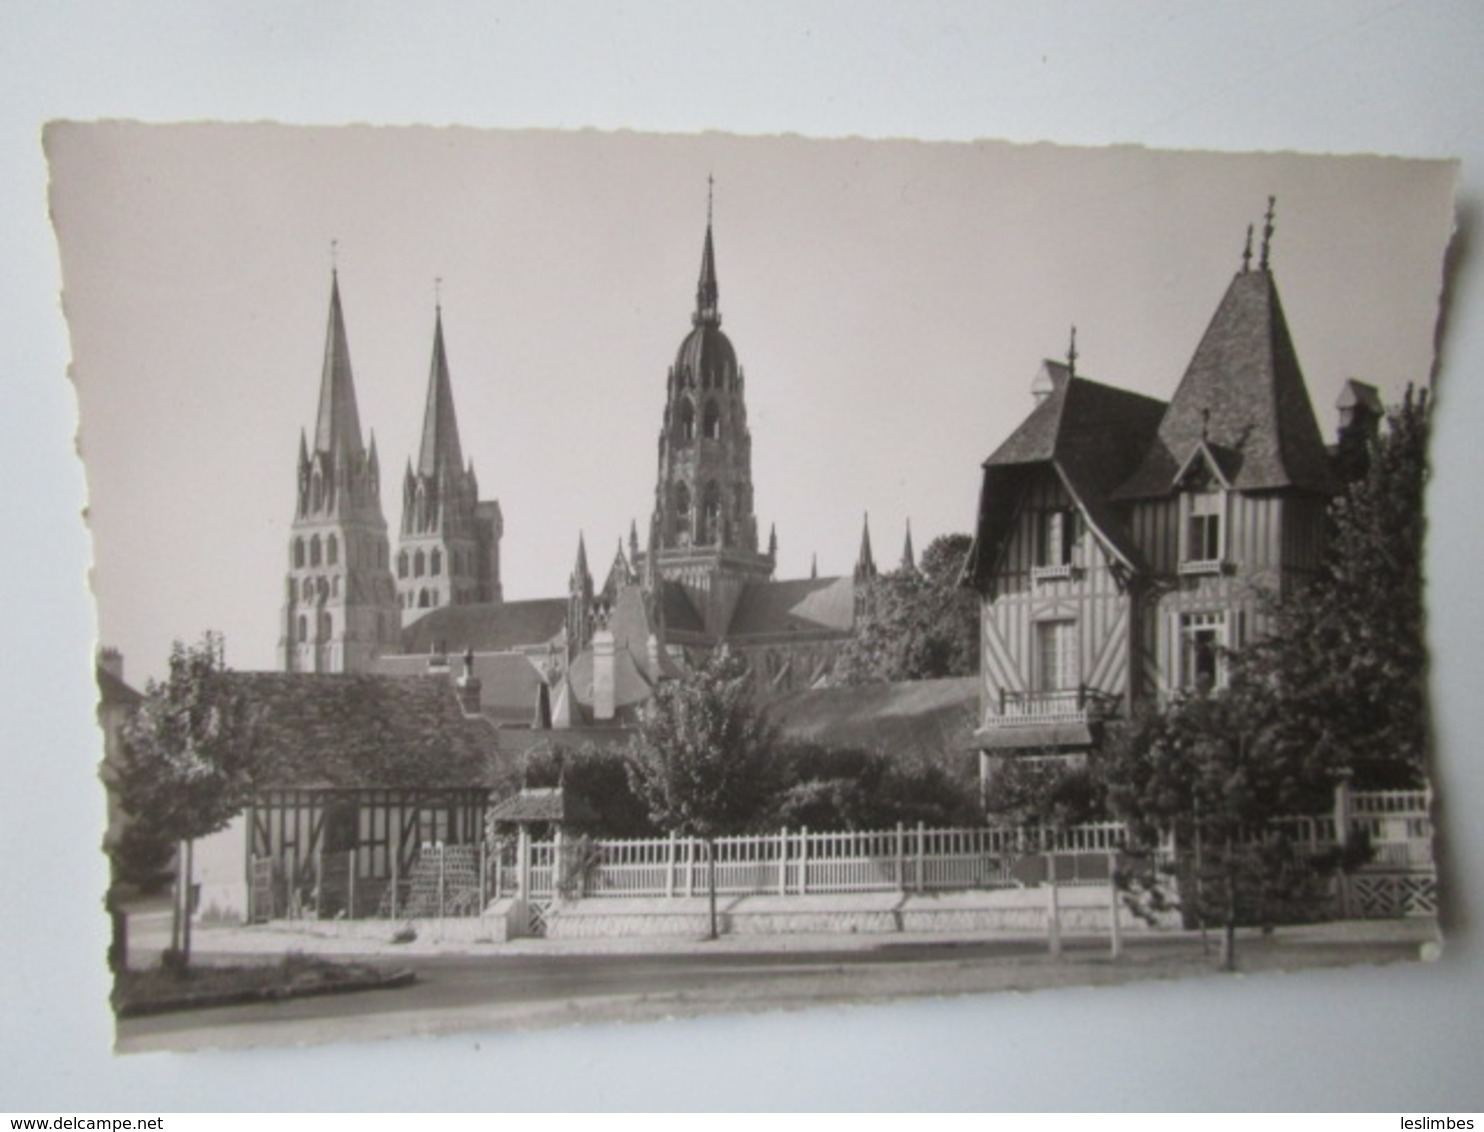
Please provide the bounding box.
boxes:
[124,900,1439,966]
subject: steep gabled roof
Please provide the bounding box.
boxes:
[373,651,547,725]
[1115,269,1336,499]
[727,575,857,639]
[399,598,568,655]
[966,365,1165,586]
[226,672,499,790]
[97,665,143,708]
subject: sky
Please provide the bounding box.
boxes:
[48,125,1456,682]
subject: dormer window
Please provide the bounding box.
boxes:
[1032,508,1077,582]
[1180,487,1226,575]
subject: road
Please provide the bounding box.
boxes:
[114,928,1426,1053]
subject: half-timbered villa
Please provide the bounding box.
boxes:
[964,211,1379,789]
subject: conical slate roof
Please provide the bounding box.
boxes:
[1115,269,1335,498]
[313,272,365,458]
[416,308,465,479]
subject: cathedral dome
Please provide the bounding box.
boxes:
[673,321,738,388]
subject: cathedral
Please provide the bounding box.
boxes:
[278,204,882,723]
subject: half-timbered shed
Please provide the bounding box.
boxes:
[965,219,1369,790]
[192,671,504,920]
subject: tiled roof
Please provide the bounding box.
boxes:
[565,646,656,720]
[968,366,1164,584]
[373,651,547,725]
[765,676,980,753]
[1116,269,1336,499]
[225,672,500,790]
[400,598,567,654]
[96,666,143,708]
[488,786,600,825]
[659,580,706,635]
[726,576,857,639]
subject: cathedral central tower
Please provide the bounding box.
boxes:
[643,196,774,635]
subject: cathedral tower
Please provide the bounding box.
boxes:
[396,303,503,619]
[642,193,774,635]
[279,271,401,673]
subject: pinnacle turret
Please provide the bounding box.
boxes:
[854,513,877,583]
[900,519,916,573]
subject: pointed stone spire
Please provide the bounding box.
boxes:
[417,302,464,479]
[767,523,778,561]
[297,428,310,469]
[571,532,592,588]
[695,178,720,325]
[313,270,365,457]
[900,519,917,573]
[854,513,877,583]
[629,518,641,566]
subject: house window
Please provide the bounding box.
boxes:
[1182,489,1225,573]
[1036,620,1078,691]
[1033,509,1076,580]
[1179,611,1227,691]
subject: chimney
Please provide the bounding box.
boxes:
[592,627,617,722]
[97,647,124,682]
[455,647,482,716]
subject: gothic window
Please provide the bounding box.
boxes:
[319,611,332,641]
[397,550,408,579]
[302,578,313,600]
[310,534,322,567]
[418,589,431,609]
[293,538,305,568]
[332,576,340,597]
[327,534,338,566]
[702,400,721,440]
[678,399,696,442]
[700,482,722,545]
[431,548,442,576]
[311,471,323,512]
[674,482,692,541]
[296,614,306,642]
[414,549,426,578]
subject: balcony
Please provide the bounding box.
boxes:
[989,686,1118,727]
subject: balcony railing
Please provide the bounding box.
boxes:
[989,685,1118,727]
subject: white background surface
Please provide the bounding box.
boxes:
[2,1,1481,1111]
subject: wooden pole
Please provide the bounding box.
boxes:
[667,831,677,898]
[1108,850,1122,959]
[916,821,927,893]
[777,828,787,896]
[390,822,400,922]
[181,838,195,964]
[349,845,357,920]
[1046,853,1062,958]
[896,823,905,891]
[800,826,810,895]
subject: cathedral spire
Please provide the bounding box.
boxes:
[313,270,365,458]
[416,302,464,479]
[695,183,720,326]
[854,513,877,583]
[571,532,592,588]
[901,519,916,573]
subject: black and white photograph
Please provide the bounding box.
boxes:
[46,123,1455,1054]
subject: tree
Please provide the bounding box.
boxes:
[1099,675,1344,971]
[767,741,980,831]
[507,741,658,838]
[117,633,259,968]
[834,533,979,685]
[625,647,778,938]
[983,756,1106,832]
[1243,386,1430,786]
